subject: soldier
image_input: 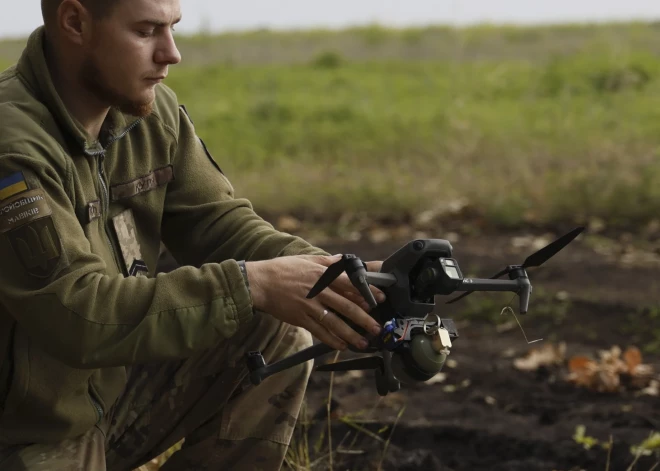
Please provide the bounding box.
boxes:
[0,0,386,469]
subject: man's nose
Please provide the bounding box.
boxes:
[155,31,182,65]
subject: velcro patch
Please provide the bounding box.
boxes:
[110,165,174,201]
[87,200,102,223]
[112,208,148,277]
[0,189,52,234]
[129,259,149,277]
[8,217,61,278]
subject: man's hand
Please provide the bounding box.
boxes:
[245,255,386,351]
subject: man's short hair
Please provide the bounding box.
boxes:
[41,0,120,27]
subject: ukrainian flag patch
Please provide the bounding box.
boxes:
[0,172,28,201]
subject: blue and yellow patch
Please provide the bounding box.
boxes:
[0,172,28,201]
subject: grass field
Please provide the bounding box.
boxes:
[2,22,660,231]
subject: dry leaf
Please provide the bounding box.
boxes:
[623,346,642,373]
[568,356,594,373]
[639,379,660,397]
[513,342,566,371]
[567,356,599,389]
[566,345,657,393]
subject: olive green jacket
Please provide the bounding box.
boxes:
[0,27,326,445]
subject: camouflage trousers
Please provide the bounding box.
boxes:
[0,311,313,471]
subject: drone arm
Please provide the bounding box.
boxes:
[364,272,397,288]
[456,278,520,292]
[246,343,335,385]
[454,277,531,313]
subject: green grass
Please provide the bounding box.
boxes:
[164,51,660,228]
[3,23,660,229]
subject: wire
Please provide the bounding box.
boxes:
[501,295,543,344]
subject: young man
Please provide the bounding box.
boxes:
[0,0,385,469]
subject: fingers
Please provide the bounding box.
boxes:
[340,291,373,312]
[315,309,370,350]
[365,260,383,272]
[318,291,383,345]
[302,315,347,351]
[297,254,342,267]
[299,256,387,305]
[329,272,386,305]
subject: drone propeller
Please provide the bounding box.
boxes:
[446,226,585,305]
[521,226,585,268]
[316,356,384,372]
[307,254,378,308]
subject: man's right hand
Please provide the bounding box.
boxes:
[245,255,385,351]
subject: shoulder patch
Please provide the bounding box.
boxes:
[8,217,61,278]
[0,189,52,234]
[0,171,29,201]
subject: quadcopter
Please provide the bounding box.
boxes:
[245,227,585,396]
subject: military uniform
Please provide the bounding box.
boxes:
[0,27,327,470]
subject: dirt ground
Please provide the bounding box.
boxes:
[283,230,660,471]
[154,227,660,470]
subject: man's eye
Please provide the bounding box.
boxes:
[137,30,154,38]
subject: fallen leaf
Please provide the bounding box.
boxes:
[639,379,660,397]
[484,396,497,406]
[513,342,566,371]
[566,345,656,393]
[568,356,595,373]
[623,346,642,373]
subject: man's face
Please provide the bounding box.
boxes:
[80,0,182,117]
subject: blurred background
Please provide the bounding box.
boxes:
[2,2,660,471]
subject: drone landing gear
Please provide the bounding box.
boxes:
[246,342,401,396]
[246,343,335,386]
[316,349,401,397]
[376,350,401,396]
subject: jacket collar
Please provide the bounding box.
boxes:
[16,26,137,156]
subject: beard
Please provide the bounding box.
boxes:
[80,54,154,118]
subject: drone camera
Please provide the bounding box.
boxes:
[412,256,464,301]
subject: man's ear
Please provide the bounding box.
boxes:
[57,0,91,45]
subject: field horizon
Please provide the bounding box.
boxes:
[2,21,659,235]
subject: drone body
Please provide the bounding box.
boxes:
[245,227,584,396]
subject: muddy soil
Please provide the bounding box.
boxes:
[288,232,660,471]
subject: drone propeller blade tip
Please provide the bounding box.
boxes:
[522,226,586,269]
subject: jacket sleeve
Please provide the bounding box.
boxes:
[0,154,254,369]
[160,105,329,268]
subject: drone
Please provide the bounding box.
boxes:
[245,227,585,396]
